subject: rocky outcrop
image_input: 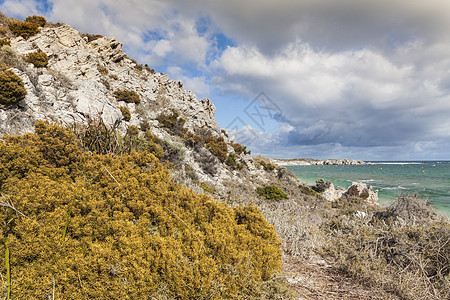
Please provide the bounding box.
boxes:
[345,182,379,204]
[312,179,378,204]
[273,158,374,166]
[2,24,220,137]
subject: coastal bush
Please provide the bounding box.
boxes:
[25,15,47,27]
[204,135,228,162]
[254,155,277,172]
[113,90,140,104]
[0,121,282,299]
[119,106,131,121]
[230,142,250,155]
[256,185,289,201]
[24,50,48,67]
[322,195,450,299]
[157,111,186,136]
[81,33,103,42]
[0,69,27,105]
[8,20,40,38]
[0,38,10,47]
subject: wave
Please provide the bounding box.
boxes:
[378,162,423,165]
[382,186,407,190]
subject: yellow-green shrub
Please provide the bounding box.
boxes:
[25,15,47,27]
[0,121,282,299]
[8,20,40,38]
[24,50,48,67]
[0,69,27,105]
[113,90,140,104]
[0,38,10,47]
[119,106,131,121]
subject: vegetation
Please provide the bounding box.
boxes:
[320,195,450,299]
[8,20,40,39]
[81,33,103,42]
[119,106,131,121]
[157,111,186,136]
[113,90,140,104]
[25,15,47,27]
[0,69,27,105]
[230,142,250,155]
[256,185,289,201]
[254,155,277,171]
[0,38,10,47]
[0,121,282,299]
[24,50,48,67]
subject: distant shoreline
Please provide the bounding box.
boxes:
[272,158,375,166]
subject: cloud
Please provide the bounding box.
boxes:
[212,40,450,151]
[2,0,450,159]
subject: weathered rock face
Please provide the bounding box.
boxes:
[2,24,220,136]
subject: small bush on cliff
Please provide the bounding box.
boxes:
[157,111,186,136]
[24,50,48,67]
[0,121,282,299]
[25,15,47,27]
[256,185,289,201]
[119,106,131,121]
[113,90,140,104]
[0,38,10,47]
[8,20,40,38]
[0,69,27,105]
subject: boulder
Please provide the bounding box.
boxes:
[345,182,378,204]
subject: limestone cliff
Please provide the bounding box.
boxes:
[0,20,283,199]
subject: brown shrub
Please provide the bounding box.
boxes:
[113,90,140,104]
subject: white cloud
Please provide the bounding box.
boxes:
[2,0,450,159]
[0,0,40,17]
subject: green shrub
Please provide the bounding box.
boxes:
[113,90,140,104]
[225,153,243,170]
[8,20,40,38]
[24,51,48,67]
[119,106,131,121]
[25,15,47,27]
[256,185,289,201]
[157,111,186,136]
[0,38,10,47]
[0,69,27,105]
[0,122,282,298]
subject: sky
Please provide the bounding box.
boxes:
[1,0,450,161]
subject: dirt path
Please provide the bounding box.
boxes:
[283,254,394,299]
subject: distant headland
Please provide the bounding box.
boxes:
[272,158,375,166]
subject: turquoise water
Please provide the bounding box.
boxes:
[285,161,450,216]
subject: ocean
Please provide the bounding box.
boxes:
[285,161,450,216]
